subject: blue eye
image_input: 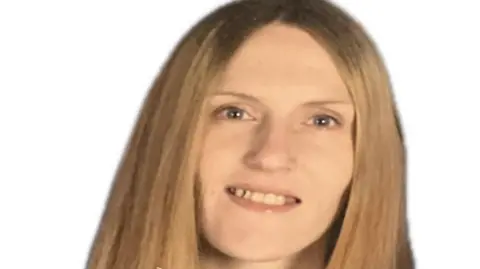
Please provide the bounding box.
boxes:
[309,115,339,128]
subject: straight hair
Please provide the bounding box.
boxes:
[86,0,415,268]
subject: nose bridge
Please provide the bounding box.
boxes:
[243,118,294,171]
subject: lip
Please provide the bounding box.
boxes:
[226,192,300,213]
[225,182,302,201]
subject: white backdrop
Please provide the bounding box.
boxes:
[0,0,479,268]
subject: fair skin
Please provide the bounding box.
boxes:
[199,23,355,269]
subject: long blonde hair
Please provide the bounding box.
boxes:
[86,0,415,268]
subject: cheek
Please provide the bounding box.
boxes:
[198,128,254,245]
[198,127,251,201]
[316,139,353,185]
[303,132,353,178]
[299,134,353,211]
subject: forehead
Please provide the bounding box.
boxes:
[219,23,350,103]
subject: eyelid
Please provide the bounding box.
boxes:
[213,104,256,120]
[316,107,343,121]
[306,113,343,128]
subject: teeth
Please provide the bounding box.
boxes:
[264,193,276,205]
[235,188,244,197]
[276,195,286,204]
[251,192,264,202]
[228,187,292,206]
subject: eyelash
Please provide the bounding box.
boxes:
[307,114,341,128]
[213,105,255,121]
[213,105,341,128]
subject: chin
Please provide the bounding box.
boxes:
[205,235,305,263]
[231,247,289,261]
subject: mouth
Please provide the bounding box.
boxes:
[225,185,302,213]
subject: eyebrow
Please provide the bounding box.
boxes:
[211,92,261,103]
[210,91,352,106]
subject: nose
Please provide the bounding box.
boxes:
[243,121,295,172]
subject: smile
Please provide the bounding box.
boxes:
[225,185,301,213]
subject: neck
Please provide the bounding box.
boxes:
[201,241,325,269]
[202,258,291,269]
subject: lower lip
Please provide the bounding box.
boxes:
[226,192,300,213]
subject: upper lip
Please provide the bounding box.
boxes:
[226,182,301,200]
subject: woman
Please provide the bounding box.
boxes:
[86,0,415,268]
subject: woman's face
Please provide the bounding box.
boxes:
[199,23,354,264]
